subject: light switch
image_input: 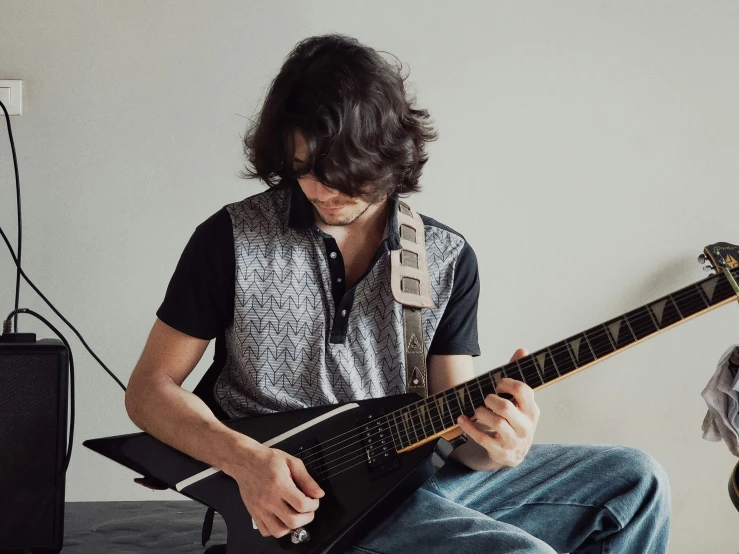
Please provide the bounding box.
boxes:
[0,80,22,115]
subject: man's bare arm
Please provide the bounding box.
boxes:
[125,318,259,473]
[125,318,324,538]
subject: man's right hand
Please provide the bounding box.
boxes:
[228,442,325,538]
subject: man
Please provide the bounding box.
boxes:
[125,34,670,553]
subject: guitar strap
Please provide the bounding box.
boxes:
[390,200,435,399]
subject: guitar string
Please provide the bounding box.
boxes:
[300,293,721,481]
[283,270,734,469]
[291,276,726,468]
[291,277,722,465]
[301,288,712,476]
[309,291,704,482]
[297,289,713,470]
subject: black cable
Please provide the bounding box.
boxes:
[5,308,75,473]
[0,227,126,390]
[0,98,126,391]
[0,99,22,333]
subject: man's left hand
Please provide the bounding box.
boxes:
[456,348,540,467]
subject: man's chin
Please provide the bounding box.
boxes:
[317,212,355,227]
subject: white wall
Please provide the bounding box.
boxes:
[2,1,738,551]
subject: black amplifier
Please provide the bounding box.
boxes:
[0,337,68,553]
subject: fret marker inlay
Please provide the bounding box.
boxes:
[650,300,667,325]
[436,397,445,414]
[456,388,466,409]
[570,338,582,362]
[701,277,718,302]
[607,320,621,343]
[535,353,547,371]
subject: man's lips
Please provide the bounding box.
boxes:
[316,204,351,214]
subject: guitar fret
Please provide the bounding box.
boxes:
[400,411,412,448]
[422,399,437,436]
[437,393,455,428]
[563,340,579,369]
[672,283,709,318]
[405,409,420,444]
[581,331,598,361]
[413,401,429,439]
[517,356,543,388]
[586,326,614,359]
[464,383,478,415]
[534,355,546,382]
[602,323,617,351]
[514,360,526,381]
[545,346,561,377]
[392,411,408,449]
[695,283,712,308]
[668,294,684,319]
[426,397,441,435]
[643,303,660,330]
[385,414,401,450]
[472,376,486,406]
[621,315,638,343]
[549,341,576,375]
[631,307,658,339]
[447,388,463,421]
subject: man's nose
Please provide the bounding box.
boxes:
[311,180,340,202]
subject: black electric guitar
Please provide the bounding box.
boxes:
[85,242,739,554]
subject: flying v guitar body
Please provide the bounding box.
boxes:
[84,394,455,554]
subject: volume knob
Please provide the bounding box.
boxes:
[291,527,311,544]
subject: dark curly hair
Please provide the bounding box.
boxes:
[240,34,438,200]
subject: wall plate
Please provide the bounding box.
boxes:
[0,80,23,115]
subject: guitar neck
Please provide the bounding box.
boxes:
[387,267,739,453]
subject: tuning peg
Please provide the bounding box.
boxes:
[703,265,714,272]
[698,254,708,264]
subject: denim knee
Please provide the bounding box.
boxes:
[603,446,671,513]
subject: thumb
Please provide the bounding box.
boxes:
[287,457,325,499]
[509,348,528,363]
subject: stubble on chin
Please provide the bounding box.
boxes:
[316,203,372,227]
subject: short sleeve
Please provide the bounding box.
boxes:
[428,241,481,356]
[155,207,235,340]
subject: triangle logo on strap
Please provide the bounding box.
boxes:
[407,333,421,351]
[409,366,425,387]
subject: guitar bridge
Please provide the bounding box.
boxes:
[361,413,399,477]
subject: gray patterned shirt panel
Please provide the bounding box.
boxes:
[214,187,465,418]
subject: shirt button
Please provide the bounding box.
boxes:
[337,277,342,283]
[330,252,337,259]
[341,309,347,317]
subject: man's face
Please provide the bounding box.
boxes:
[292,132,379,227]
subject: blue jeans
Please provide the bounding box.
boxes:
[347,444,670,554]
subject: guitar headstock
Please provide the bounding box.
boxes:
[699,242,739,274]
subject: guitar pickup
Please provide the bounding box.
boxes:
[361,413,399,477]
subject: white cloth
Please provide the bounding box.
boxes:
[701,344,739,456]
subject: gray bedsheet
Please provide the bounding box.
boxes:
[63,501,227,553]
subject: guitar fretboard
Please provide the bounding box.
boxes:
[385,267,739,452]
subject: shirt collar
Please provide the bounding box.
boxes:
[287,180,401,251]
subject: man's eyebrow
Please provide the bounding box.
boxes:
[293,157,305,164]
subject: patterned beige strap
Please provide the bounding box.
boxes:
[390,200,434,399]
[390,201,434,309]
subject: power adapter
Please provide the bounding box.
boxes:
[0,332,37,343]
